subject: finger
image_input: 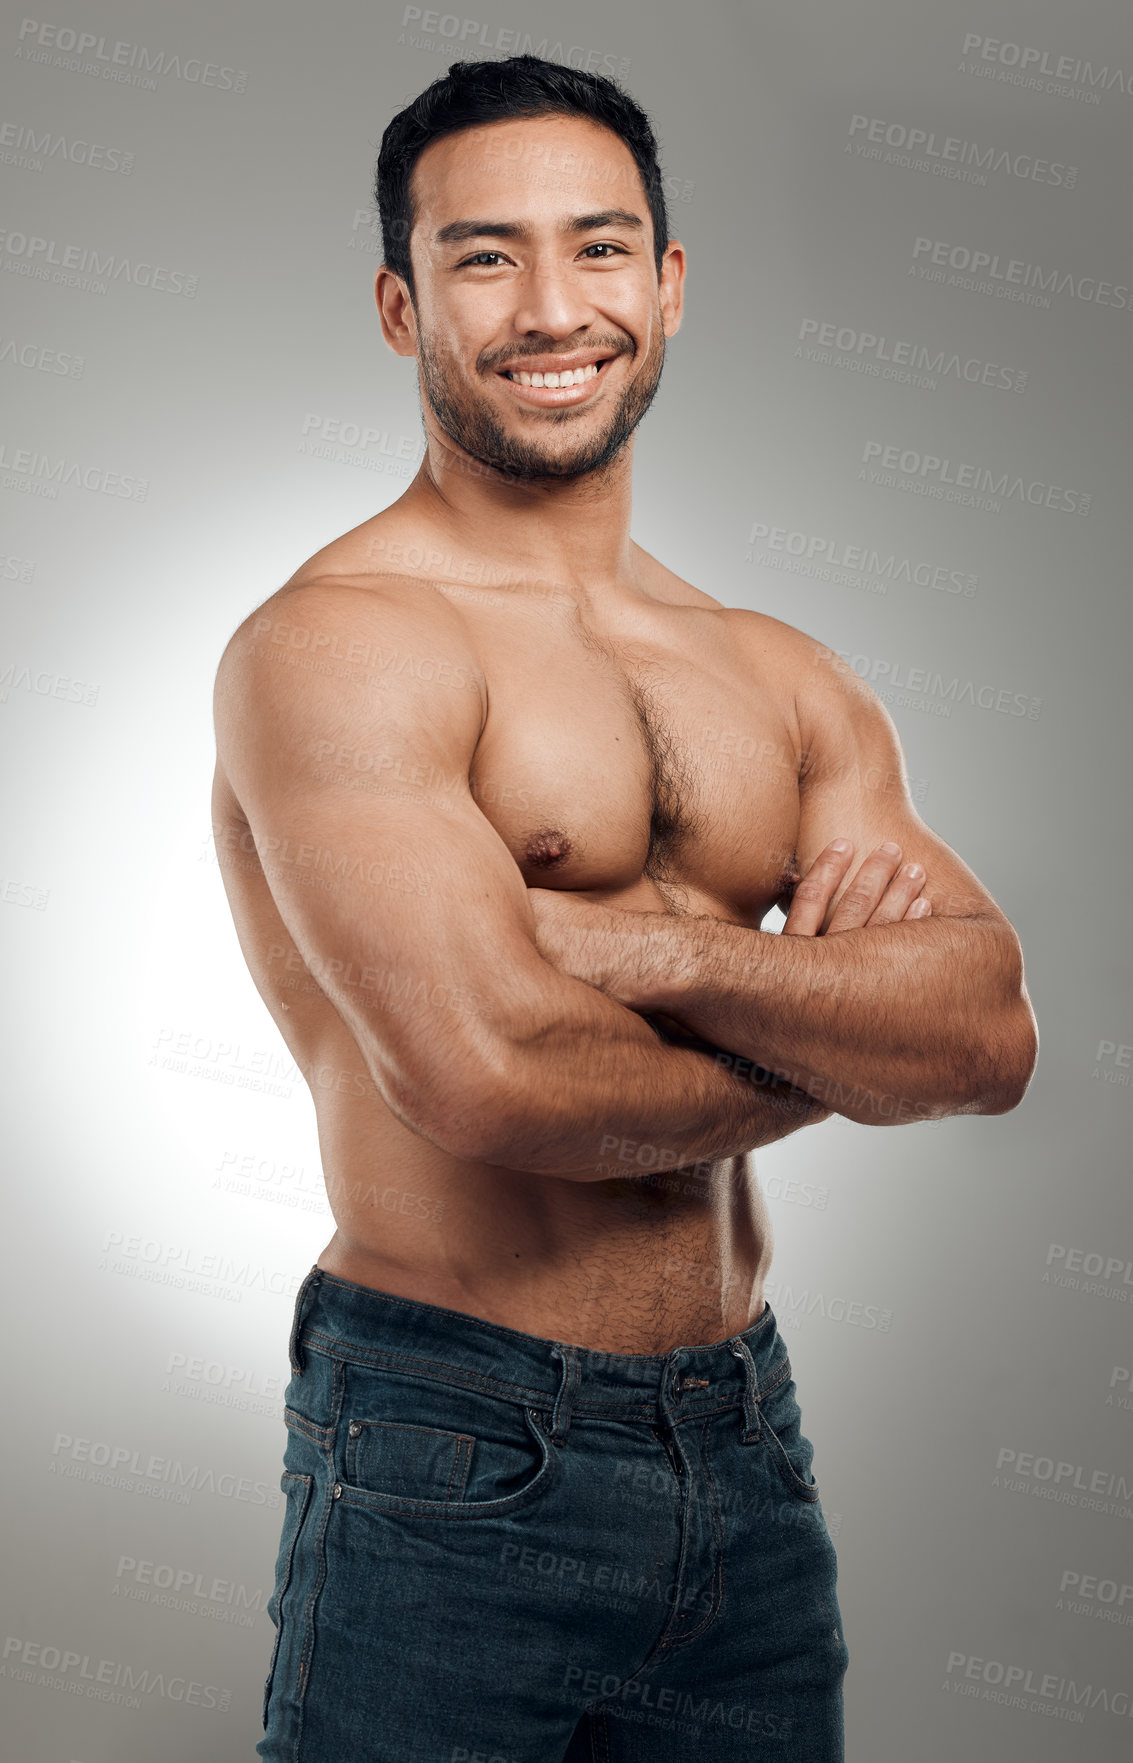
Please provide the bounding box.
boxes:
[904,896,931,921]
[863,860,926,927]
[824,842,903,934]
[782,840,855,937]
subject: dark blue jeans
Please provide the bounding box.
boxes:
[258,1266,849,1760]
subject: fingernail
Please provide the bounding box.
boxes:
[880,842,901,856]
[831,839,851,853]
[910,898,931,917]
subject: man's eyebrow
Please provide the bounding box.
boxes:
[434,209,645,245]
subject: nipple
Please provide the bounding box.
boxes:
[525,828,573,868]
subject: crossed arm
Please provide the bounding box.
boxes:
[529,637,1039,1127]
[218,586,1036,1180]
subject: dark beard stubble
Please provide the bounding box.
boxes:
[415,326,666,484]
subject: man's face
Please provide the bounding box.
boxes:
[393,113,683,483]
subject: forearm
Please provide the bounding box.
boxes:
[409,980,830,1180]
[507,1003,829,1178]
[575,908,1032,1123]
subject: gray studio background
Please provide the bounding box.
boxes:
[3,0,1131,1756]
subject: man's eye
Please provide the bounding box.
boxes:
[459,252,506,267]
[581,243,624,258]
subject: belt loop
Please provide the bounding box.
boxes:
[548,1344,580,1445]
[289,1265,322,1377]
[728,1335,761,1444]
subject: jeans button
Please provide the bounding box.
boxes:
[332,1483,342,1499]
[348,1422,362,1437]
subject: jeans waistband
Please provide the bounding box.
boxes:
[288,1265,792,1429]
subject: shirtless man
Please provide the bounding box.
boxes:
[212,54,1037,1763]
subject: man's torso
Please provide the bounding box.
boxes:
[213,514,812,1352]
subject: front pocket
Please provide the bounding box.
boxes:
[345,1420,474,1501]
[262,1471,313,1727]
[337,1368,557,1520]
[757,1377,821,1503]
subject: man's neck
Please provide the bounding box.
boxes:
[400,427,640,595]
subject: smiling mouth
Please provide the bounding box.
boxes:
[494,353,619,391]
[502,360,608,388]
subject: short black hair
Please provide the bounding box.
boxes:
[375,54,671,301]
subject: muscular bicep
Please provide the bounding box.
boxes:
[212,579,555,1139]
[792,640,1005,927]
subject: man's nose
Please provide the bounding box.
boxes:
[509,263,598,340]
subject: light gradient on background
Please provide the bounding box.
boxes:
[2,0,1130,1756]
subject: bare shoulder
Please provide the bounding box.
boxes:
[214,571,485,695]
[211,571,489,804]
[720,606,870,698]
[718,604,828,663]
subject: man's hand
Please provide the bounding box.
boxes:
[782,840,931,936]
[527,886,835,1129]
[528,840,931,991]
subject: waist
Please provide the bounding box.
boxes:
[290,1264,792,1422]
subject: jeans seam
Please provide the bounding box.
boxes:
[284,1407,333,1447]
[334,1405,554,1520]
[262,1472,313,1733]
[303,1334,550,1407]
[651,1419,724,1651]
[667,1417,725,1645]
[334,1466,551,1522]
[759,1410,821,1500]
[448,1434,474,1501]
[590,1704,612,1762]
[296,1336,793,1423]
[291,1359,343,1755]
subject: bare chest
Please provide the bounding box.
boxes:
[459,595,802,924]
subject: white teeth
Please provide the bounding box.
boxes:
[506,362,602,387]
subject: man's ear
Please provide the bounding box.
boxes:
[659,240,686,339]
[375,267,418,358]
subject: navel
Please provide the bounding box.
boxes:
[525,827,573,868]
